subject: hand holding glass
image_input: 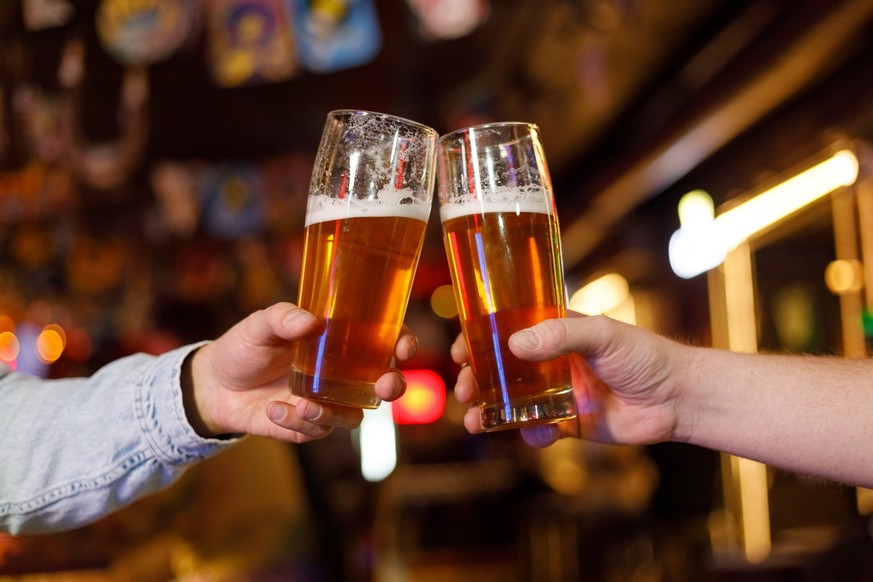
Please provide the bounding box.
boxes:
[289,110,437,408]
[438,122,577,431]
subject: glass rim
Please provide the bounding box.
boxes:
[439,121,540,143]
[327,109,437,135]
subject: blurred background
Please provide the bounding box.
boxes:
[1,0,872,580]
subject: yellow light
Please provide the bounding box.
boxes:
[825,259,864,295]
[678,189,715,227]
[37,325,66,364]
[717,150,859,249]
[430,284,459,319]
[669,149,860,279]
[0,331,20,363]
[569,273,629,315]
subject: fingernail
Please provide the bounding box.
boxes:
[407,336,419,359]
[512,329,540,350]
[268,402,287,422]
[284,309,316,329]
[300,400,323,422]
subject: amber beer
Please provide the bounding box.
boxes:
[442,196,575,429]
[289,203,427,408]
[289,110,436,409]
[438,122,576,430]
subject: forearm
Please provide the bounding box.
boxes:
[0,344,237,535]
[678,347,873,487]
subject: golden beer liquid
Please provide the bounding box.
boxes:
[442,206,576,430]
[289,212,426,408]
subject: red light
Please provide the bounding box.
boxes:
[392,369,446,425]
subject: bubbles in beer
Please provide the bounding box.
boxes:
[306,189,431,227]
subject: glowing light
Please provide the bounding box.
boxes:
[825,259,864,295]
[678,189,715,227]
[569,273,629,315]
[392,369,446,425]
[0,331,19,364]
[430,284,459,319]
[0,315,14,333]
[37,324,66,364]
[669,189,726,279]
[359,402,397,482]
[669,150,859,279]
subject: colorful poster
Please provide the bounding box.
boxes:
[96,0,201,66]
[205,0,299,87]
[200,162,266,239]
[290,0,382,73]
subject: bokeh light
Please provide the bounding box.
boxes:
[37,324,66,364]
[429,284,459,319]
[0,331,20,364]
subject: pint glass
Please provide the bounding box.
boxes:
[438,122,577,431]
[289,110,437,409]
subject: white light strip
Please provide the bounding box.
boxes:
[669,149,859,278]
[716,150,859,249]
[359,402,397,482]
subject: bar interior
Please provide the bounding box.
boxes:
[2,0,873,579]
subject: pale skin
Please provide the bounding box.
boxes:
[452,311,873,488]
[184,301,415,443]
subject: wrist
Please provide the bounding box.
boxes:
[669,342,704,445]
[181,346,222,438]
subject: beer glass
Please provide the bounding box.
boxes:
[438,122,577,431]
[289,110,437,408]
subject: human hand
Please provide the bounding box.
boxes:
[186,302,416,443]
[452,313,687,449]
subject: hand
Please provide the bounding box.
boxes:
[452,312,687,449]
[186,302,417,443]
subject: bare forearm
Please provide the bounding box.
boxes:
[678,348,873,487]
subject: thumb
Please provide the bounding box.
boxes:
[509,313,615,363]
[246,302,319,344]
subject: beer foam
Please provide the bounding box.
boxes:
[439,186,552,222]
[306,190,431,226]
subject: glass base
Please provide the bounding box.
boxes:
[480,388,576,432]
[289,369,381,409]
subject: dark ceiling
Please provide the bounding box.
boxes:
[3,0,873,272]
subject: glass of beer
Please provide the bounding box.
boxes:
[289,110,437,408]
[438,122,577,431]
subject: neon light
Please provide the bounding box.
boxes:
[474,229,510,419]
[313,219,342,394]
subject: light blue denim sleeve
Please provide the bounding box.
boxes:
[0,342,240,535]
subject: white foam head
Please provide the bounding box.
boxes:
[439,186,553,222]
[306,190,431,226]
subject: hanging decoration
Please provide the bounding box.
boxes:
[57,36,150,191]
[148,160,202,238]
[199,161,266,239]
[95,0,202,66]
[403,0,490,41]
[289,0,382,74]
[204,0,300,87]
[22,0,74,32]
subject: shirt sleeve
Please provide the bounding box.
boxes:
[0,342,240,535]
